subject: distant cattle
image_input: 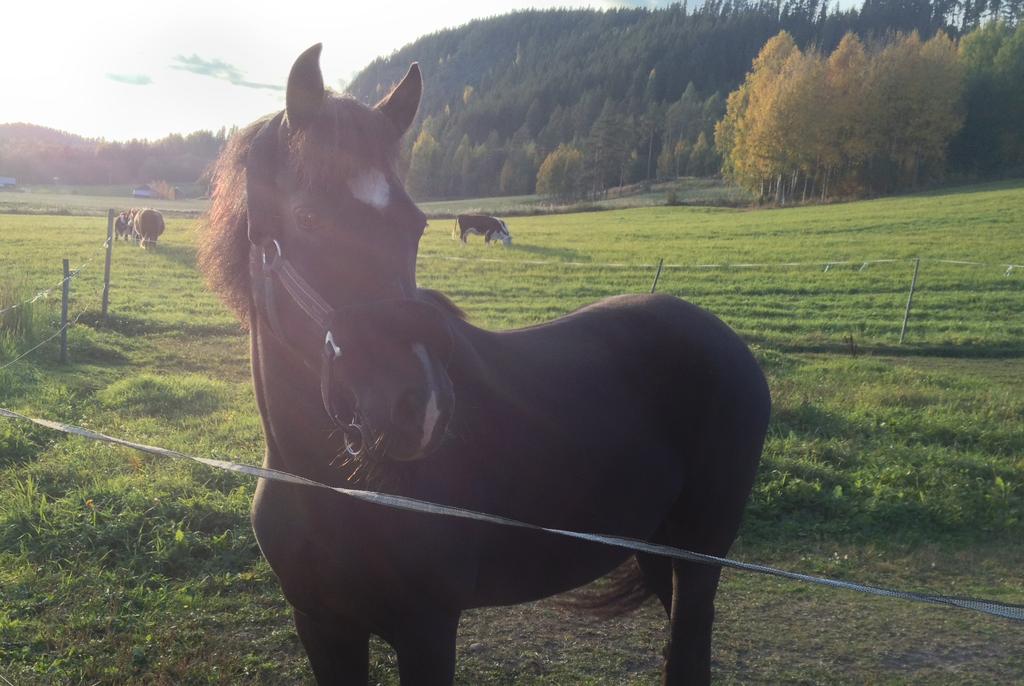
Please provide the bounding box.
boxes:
[133,208,165,249]
[114,211,134,240]
[453,214,512,245]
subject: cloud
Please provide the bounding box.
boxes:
[171,54,284,91]
[106,73,153,86]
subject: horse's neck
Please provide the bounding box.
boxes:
[250,323,346,484]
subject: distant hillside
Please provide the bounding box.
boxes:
[0,123,227,186]
[0,123,93,149]
[346,1,966,200]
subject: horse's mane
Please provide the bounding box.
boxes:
[198,95,403,328]
[198,115,269,327]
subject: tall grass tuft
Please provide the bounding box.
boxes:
[0,278,41,356]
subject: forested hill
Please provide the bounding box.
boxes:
[346,1,980,200]
[0,124,92,149]
[0,123,228,187]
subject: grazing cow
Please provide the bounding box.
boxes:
[133,208,165,249]
[453,214,512,245]
[113,211,133,240]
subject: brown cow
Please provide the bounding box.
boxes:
[452,214,512,245]
[133,208,165,249]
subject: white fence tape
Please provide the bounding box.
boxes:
[0,407,1021,624]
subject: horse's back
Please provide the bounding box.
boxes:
[135,209,165,244]
[486,291,769,484]
[583,292,771,459]
[503,293,766,396]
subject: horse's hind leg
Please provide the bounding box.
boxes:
[662,556,723,685]
[391,611,460,686]
[293,609,370,684]
[661,436,763,684]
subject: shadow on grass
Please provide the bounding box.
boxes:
[749,336,1024,359]
[504,243,588,261]
[97,312,240,338]
[149,242,199,271]
[772,402,854,440]
[68,337,130,366]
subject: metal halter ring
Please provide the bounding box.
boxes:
[343,423,365,457]
[261,239,282,269]
[324,330,343,359]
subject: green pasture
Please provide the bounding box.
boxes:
[0,186,208,217]
[0,180,1022,684]
[417,177,752,217]
[0,176,748,219]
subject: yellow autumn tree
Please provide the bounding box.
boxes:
[863,32,964,190]
[718,29,965,201]
[536,144,585,201]
[717,31,799,200]
[824,33,872,196]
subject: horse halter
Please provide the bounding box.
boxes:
[256,237,368,457]
[246,111,442,460]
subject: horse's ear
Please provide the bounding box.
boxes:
[245,112,285,245]
[375,63,422,137]
[286,43,325,129]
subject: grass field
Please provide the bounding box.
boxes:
[416,178,753,217]
[0,188,209,218]
[0,177,749,219]
[1,180,1022,684]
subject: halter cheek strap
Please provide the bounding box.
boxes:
[255,239,352,430]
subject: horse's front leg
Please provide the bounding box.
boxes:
[392,610,460,686]
[294,608,370,685]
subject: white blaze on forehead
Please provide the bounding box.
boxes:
[412,343,441,451]
[348,169,391,210]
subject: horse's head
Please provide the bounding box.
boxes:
[202,44,456,468]
[323,299,455,463]
[244,44,425,308]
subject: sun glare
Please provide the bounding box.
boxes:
[2,0,610,141]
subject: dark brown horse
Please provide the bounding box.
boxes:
[199,44,770,685]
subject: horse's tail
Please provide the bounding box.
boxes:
[451,218,458,240]
[557,559,653,619]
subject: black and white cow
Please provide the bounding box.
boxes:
[452,214,512,245]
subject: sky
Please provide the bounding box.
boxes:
[1,0,658,142]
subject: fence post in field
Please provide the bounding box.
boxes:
[102,209,114,319]
[60,258,70,364]
[899,257,921,345]
[650,257,664,294]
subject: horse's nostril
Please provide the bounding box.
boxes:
[391,389,425,428]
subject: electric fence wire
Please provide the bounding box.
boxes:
[0,236,111,316]
[0,279,106,373]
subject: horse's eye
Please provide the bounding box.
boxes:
[294,208,320,231]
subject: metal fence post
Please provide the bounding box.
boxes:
[60,258,70,363]
[899,257,921,344]
[650,257,664,294]
[102,209,114,319]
